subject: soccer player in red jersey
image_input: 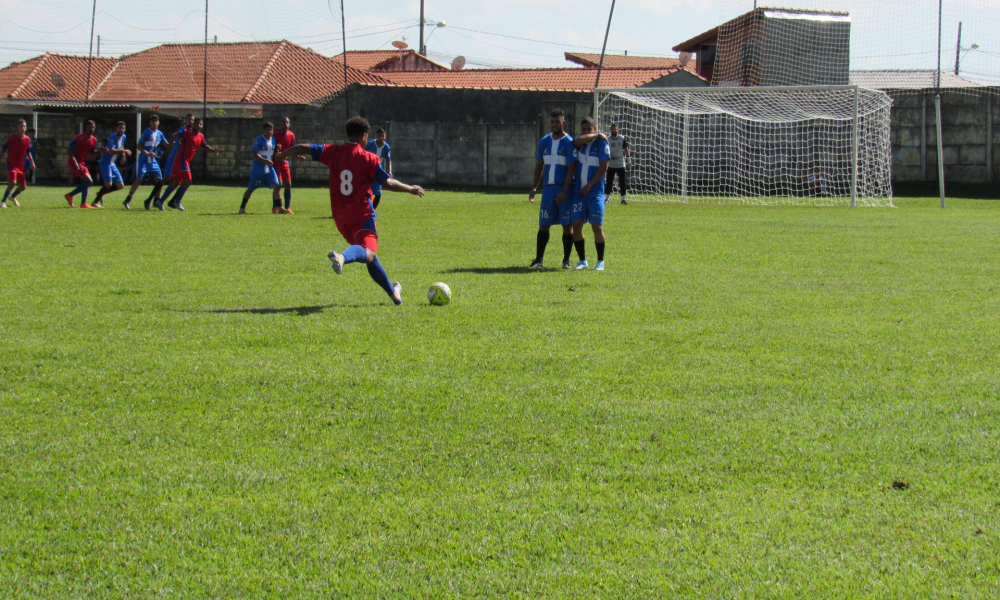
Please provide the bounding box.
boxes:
[274,116,425,305]
[159,117,224,211]
[272,116,304,214]
[0,119,35,208]
[64,120,99,208]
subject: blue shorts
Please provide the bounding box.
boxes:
[248,168,280,191]
[137,158,162,180]
[164,154,178,178]
[539,185,572,227]
[370,182,382,195]
[572,187,605,225]
[100,160,123,185]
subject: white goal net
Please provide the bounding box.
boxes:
[595,86,894,207]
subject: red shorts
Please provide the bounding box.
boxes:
[171,163,193,183]
[67,159,90,179]
[335,217,378,252]
[6,168,25,185]
[273,162,291,183]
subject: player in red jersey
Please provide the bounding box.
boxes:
[0,119,35,208]
[159,117,224,211]
[64,120,99,208]
[274,116,425,305]
[271,116,304,214]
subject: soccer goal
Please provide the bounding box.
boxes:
[595,86,894,207]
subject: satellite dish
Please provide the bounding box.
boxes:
[451,56,466,71]
[392,40,408,50]
[436,21,446,28]
[50,72,66,89]
[678,52,692,67]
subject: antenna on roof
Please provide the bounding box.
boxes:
[392,40,409,49]
[678,52,692,67]
[451,56,466,71]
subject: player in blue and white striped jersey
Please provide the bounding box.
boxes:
[528,108,577,269]
[569,117,611,270]
[125,114,168,210]
[239,122,281,214]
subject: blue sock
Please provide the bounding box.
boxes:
[173,187,188,203]
[80,186,89,205]
[283,188,291,209]
[161,185,175,202]
[2,188,10,202]
[69,184,86,197]
[342,245,368,264]
[366,257,396,299]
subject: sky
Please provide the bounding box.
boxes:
[0,0,996,83]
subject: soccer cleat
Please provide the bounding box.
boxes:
[391,282,403,305]
[562,260,572,270]
[167,199,177,209]
[11,198,20,207]
[0,202,5,208]
[238,208,247,215]
[529,259,543,268]
[80,203,93,209]
[595,260,605,271]
[272,207,281,214]
[154,199,165,211]
[175,202,185,211]
[328,250,344,274]
[143,198,152,210]
[65,193,75,208]
[93,199,104,208]
[123,199,131,210]
[620,198,628,205]
[574,260,589,270]
[279,208,294,214]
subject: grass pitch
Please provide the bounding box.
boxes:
[1,186,999,598]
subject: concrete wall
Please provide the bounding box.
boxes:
[386,122,537,188]
[888,88,998,184]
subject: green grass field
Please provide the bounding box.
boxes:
[2,185,999,598]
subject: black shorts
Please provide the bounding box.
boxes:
[606,167,627,195]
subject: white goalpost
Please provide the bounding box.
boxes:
[594,85,894,207]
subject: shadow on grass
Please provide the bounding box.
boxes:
[443,266,540,274]
[208,304,334,316]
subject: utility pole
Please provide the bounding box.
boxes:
[419,0,426,55]
[954,22,962,76]
[85,0,96,102]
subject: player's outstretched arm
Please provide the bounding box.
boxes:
[572,133,607,147]
[381,178,425,197]
[273,143,313,162]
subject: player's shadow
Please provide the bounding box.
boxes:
[208,304,333,316]
[443,266,538,274]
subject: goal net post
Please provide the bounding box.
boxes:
[594,85,893,207]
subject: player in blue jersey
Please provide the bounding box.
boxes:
[124,114,168,210]
[91,121,132,208]
[569,117,611,270]
[24,128,37,181]
[365,128,391,209]
[239,122,281,214]
[528,108,577,269]
[145,114,193,210]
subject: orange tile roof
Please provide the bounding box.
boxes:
[372,67,696,91]
[1,53,116,101]
[564,52,690,71]
[329,49,449,72]
[89,41,386,104]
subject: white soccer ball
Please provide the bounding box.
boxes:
[427,282,451,305]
